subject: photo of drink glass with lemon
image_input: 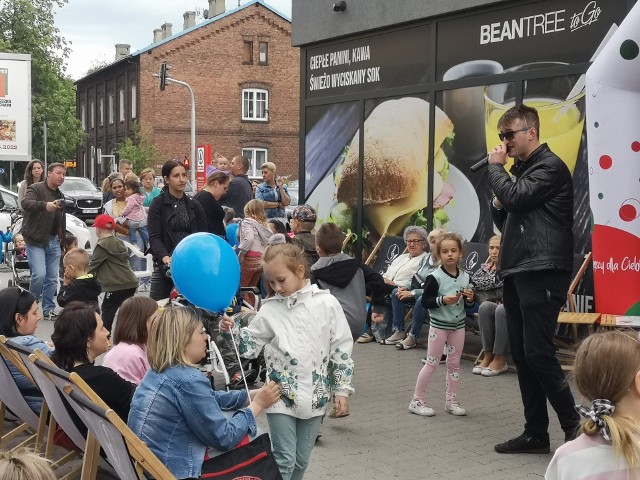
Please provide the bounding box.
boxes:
[484,63,586,174]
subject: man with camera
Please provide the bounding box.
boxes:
[21,162,67,320]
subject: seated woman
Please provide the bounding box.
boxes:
[0,287,52,414]
[128,305,280,480]
[470,235,508,376]
[375,226,429,345]
[51,302,136,434]
[102,296,158,385]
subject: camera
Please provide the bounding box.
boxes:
[333,1,346,12]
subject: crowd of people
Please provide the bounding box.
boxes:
[1,105,639,480]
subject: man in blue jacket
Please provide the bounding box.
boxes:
[488,104,580,454]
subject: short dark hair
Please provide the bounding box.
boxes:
[233,155,250,172]
[498,104,540,139]
[47,162,66,172]
[124,179,141,194]
[315,223,345,255]
[119,159,132,167]
[112,297,157,346]
[51,302,100,371]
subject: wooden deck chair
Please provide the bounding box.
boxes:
[64,385,176,480]
[29,351,115,480]
[4,340,81,472]
[365,234,387,266]
[0,336,48,453]
[341,231,354,251]
[555,252,601,370]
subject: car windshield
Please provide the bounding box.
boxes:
[59,178,99,192]
[0,189,18,209]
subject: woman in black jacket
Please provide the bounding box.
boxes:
[148,159,207,301]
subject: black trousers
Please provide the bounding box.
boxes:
[149,267,174,302]
[502,269,580,439]
[101,288,137,332]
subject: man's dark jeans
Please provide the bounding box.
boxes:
[503,269,580,440]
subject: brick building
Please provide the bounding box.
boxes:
[75,0,299,185]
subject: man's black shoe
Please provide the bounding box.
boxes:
[494,432,550,454]
[564,426,579,443]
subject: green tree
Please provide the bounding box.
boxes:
[0,0,83,163]
[117,123,158,174]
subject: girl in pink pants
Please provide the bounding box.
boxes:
[409,232,474,417]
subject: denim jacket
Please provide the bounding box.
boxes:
[127,365,256,479]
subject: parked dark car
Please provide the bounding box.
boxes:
[58,176,103,223]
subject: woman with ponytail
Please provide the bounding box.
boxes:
[546,330,640,479]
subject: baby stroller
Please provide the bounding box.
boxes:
[5,215,30,289]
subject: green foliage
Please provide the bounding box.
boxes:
[0,0,83,162]
[117,123,158,173]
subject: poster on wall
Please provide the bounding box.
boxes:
[0,53,31,162]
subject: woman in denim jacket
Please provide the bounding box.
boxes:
[128,306,280,480]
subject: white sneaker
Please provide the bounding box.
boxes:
[409,399,435,416]
[382,330,406,345]
[445,402,466,416]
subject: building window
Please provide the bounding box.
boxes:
[131,85,137,119]
[242,89,268,121]
[242,147,268,177]
[80,103,86,131]
[99,97,104,126]
[259,42,268,65]
[243,41,253,64]
[90,100,95,129]
[119,89,125,122]
[108,94,114,125]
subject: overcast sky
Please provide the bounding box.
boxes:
[55,0,293,80]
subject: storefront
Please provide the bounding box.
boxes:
[295,0,636,312]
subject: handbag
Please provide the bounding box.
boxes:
[474,287,503,304]
[199,433,282,479]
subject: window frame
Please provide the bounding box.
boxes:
[80,102,86,131]
[259,41,268,65]
[119,88,125,123]
[90,99,95,129]
[131,85,137,119]
[241,147,268,177]
[241,88,269,121]
[99,97,104,126]
[243,40,253,64]
[108,94,114,125]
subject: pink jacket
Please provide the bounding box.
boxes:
[102,342,150,385]
[120,194,146,222]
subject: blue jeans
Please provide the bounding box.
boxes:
[26,236,61,314]
[391,287,416,332]
[409,297,430,337]
[267,413,322,480]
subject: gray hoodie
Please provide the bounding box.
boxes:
[238,218,273,254]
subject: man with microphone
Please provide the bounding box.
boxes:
[487,104,580,454]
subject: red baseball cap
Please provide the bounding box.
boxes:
[93,214,116,231]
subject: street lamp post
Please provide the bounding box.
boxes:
[153,67,196,187]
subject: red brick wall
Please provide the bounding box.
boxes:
[139,3,300,179]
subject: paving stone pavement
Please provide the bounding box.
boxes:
[300,335,569,480]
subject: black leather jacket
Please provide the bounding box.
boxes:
[488,143,574,277]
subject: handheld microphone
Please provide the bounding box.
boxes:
[470,155,490,173]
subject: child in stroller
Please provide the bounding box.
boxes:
[8,233,30,289]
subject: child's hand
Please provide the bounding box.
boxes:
[371,312,384,324]
[442,293,462,305]
[332,396,349,417]
[219,315,235,333]
[462,288,474,303]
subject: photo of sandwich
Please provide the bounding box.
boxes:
[337,97,455,236]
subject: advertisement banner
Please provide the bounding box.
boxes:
[586,1,640,315]
[436,0,629,80]
[196,144,213,192]
[0,53,31,162]
[304,24,430,100]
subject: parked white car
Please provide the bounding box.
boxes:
[0,186,92,253]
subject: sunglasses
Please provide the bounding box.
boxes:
[498,127,530,141]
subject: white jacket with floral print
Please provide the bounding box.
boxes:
[229,282,354,419]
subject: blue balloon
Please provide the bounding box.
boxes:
[225,223,239,247]
[171,232,240,312]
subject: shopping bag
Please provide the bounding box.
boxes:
[199,433,282,479]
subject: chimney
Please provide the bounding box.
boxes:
[183,11,196,30]
[153,28,162,43]
[207,0,225,18]
[161,22,173,39]
[114,44,130,61]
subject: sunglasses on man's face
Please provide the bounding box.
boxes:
[498,127,530,142]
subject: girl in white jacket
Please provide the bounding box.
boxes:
[221,242,354,480]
